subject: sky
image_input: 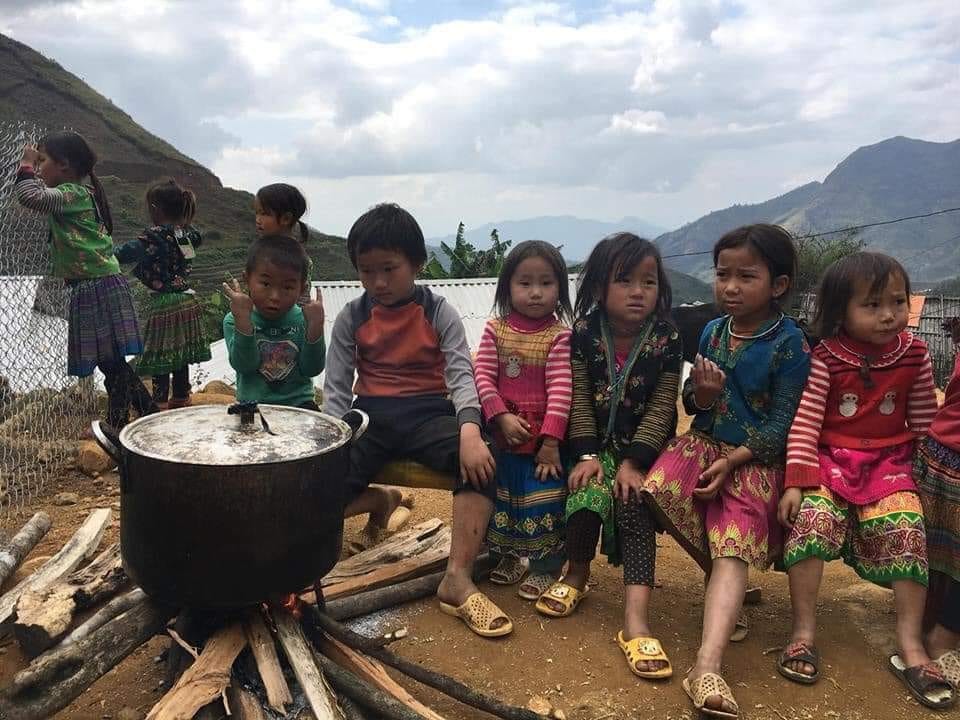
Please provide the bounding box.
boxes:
[3,0,959,237]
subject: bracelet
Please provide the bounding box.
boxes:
[578,453,599,462]
[690,394,716,412]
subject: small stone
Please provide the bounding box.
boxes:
[527,696,552,716]
[53,492,80,505]
[117,708,143,720]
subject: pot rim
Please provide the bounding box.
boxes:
[116,404,352,466]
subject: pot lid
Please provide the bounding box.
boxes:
[118,404,351,466]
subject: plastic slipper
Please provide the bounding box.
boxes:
[935,650,960,688]
[517,572,554,600]
[682,672,739,719]
[730,613,748,643]
[535,580,588,618]
[489,555,528,585]
[616,632,673,679]
[439,592,513,638]
[777,641,820,684]
[889,654,956,709]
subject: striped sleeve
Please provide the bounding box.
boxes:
[540,327,572,441]
[785,353,830,488]
[907,349,938,434]
[626,330,682,469]
[15,168,65,214]
[474,320,507,421]
[567,337,599,457]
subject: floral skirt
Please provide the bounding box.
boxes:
[564,450,620,564]
[136,292,211,376]
[641,431,783,571]
[783,486,928,586]
[487,451,566,562]
[914,436,960,582]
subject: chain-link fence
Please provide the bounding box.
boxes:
[0,121,98,528]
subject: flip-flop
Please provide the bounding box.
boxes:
[935,650,960,688]
[889,654,956,709]
[534,580,588,618]
[682,672,739,719]
[517,572,554,601]
[438,592,513,638]
[777,641,820,684]
[616,632,673,679]
[730,613,748,642]
[489,555,528,585]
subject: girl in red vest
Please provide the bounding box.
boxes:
[778,252,953,710]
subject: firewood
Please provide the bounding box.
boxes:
[61,588,146,646]
[147,622,247,720]
[0,597,174,720]
[0,508,111,630]
[0,512,51,588]
[273,608,344,720]
[317,633,446,720]
[243,609,292,713]
[226,686,268,720]
[13,543,126,657]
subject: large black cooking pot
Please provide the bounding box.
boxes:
[92,403,366,608]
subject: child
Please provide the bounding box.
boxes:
[322,203,506,638]
[222,235,326,409]
[115,179,210,408]
[778,252,954,709]
[914,317,960,689]
[537,233,683,678]
[254,183,312,307]
[642,224,811,718]
[15,132,155,429]
[474,240,573,600]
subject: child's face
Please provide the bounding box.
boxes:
[604,255,659,331]
[714,245,787,323]
[35,149,72,188]
[357,248,420,305]
[254,200,292,237]
[510,255,559,320]
[843,272,909,345]
[244,260,305,319]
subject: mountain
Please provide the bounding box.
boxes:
[657,136,960,283]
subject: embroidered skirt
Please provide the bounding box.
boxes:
[914,436,960,582]
[136,291,211,376]
[67,274,143,378]
[783,486,928,586]
[564,449,621,564]
[487,450,566,562]
[641,431,783,571]
[817,442,916,505]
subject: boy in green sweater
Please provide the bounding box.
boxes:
[222,235,325,408]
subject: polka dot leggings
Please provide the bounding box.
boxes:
[564,497,657,587]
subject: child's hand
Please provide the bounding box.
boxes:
[614,458,646,503]
[21,145,39,167]
[302,287,325,343]
[222,279,254,333]
[568,457,601,492]
[691,354,726,409]
[693,456,730,501]
[778,487,804,528]
[459,423,495,489]
[534,439,562,481]
[495,413,532,446]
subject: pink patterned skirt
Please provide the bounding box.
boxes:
[641,431,784,571]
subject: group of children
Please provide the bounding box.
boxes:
[13,131,960,718]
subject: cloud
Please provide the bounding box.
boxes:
[2,0,958,234]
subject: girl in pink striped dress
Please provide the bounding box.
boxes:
[474,241,573,600]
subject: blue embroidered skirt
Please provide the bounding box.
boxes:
[67,274,143,377]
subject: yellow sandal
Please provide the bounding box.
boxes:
[616,632,673,679]
[439,592,513,638]
[534,580,588,618]
[682,672,739,719]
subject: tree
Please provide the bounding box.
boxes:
[421,223,512,279]
[793,229,864,305]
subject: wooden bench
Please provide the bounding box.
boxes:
[372,460,456,490]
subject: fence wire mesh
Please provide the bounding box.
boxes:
[0,121,98,531]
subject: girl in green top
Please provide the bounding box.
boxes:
[16,131,155,429]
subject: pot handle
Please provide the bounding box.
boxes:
[91,420,122,463]
[342,409,369,443]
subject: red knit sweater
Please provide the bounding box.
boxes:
[931,351,960,452]
[785,332,937,489]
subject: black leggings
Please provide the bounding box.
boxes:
[565,496,657,586]
[101,360,156,429]
[152,366,191,404]
[940,577,960,634]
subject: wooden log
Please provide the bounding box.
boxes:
[0,598,174,720]
[226,686,268,720]
[0,508,111,630]
[317,633,446,720]
[61,587,146,647]
[0,512,51,588]
[13,543,126,657]
[147,622,247,720]
[339,695,370,720]
[243,609,292,713]
[273,608,343,720]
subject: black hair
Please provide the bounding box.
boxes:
[493,240,572,322]
[256,183,308,242]
[813,251,911,338]
[38,131,113,234]
[574,232,672,321]
[245,234,309,283]
[146,178,197,226]
[346,203,427,269]
[713,224,797,308]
